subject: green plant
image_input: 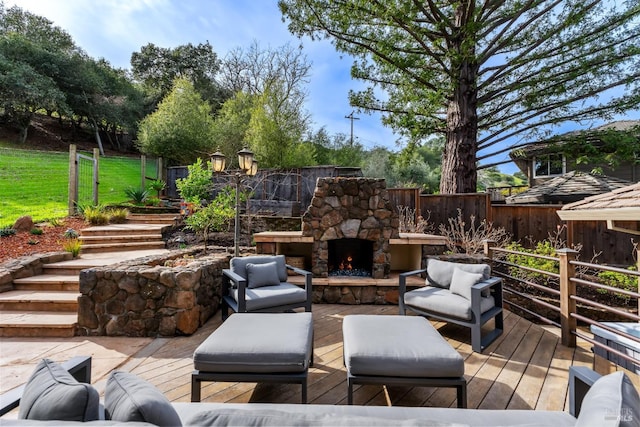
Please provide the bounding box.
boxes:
[145,196,161,207]
[598,266,638,294]
[82,206,109,225]
[64,228,79,239]
[175,158,212,205]
[184,186,237,253]
[0,227,16,237]
[62,238,82,257]
[30,228,44,235]
[124,187,149,205]
[107,208,129,224]
[49,217,64,227]
[148,179,166,197]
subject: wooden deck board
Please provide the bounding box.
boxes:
[3,303,625,413]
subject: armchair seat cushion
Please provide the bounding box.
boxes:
[230,282,307,311]
[404,286,495,321]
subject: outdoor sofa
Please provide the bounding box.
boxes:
[0,356,639,426]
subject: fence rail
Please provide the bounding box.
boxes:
[486,242,640,374]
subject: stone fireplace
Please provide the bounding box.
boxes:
[301,177,399,279]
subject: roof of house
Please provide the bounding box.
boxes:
[557,181,640,234]
[508,120,640,172]
[505,171,632,204]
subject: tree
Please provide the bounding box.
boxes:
[211,92,256,168]
[279,1,640,193]
[137,78,216,165]
[217,42,314,168]
[131,41,229,111]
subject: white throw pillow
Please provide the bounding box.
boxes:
[449,267,484,301]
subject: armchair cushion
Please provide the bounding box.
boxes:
[105,371,181,427]
[231,255,287,283]
[575,371,640,427]
[18,359,99,422]
[426,259,490,289]
[405,286,495,321]
[449,268,484,301]
[246,261,281,288]
[230,283,308,311]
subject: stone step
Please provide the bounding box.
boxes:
[42,264,90,275]
[79,234,163,245]
[80,241,166,254]
[12,275,79,292]
[0,311,76,337]
[0,290,78,312]
[127,213,180,225]
[80,224,167,237]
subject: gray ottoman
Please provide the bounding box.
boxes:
[192,312,313,403]
[343,315,466,407]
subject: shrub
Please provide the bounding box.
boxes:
[176,158,212,205]
[439,208,510,255]
[62,238,82,257]
[148,179,166,197]
[184,186,237,253]
[49,218,64,227]
[0,227,16,237]
[124,187,149,205]
[597,266,638,296]
[64,228,79,239]
[82,206,109,225]
[30,228,43,235]
[107,208,129,224]
[145,196,161,207]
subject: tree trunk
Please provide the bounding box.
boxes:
[440,1,478,194]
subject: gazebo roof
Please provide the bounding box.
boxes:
[557,181,640,235]
[505,171,631,205]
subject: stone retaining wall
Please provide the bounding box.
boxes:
[77,249,228,337]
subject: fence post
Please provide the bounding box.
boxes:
[558,248,578,347]
[68,144,77,215]
[92,148,99,206]
[141,155,146,190]
[483,239,495,266]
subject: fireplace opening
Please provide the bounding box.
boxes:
[328,239,373,277]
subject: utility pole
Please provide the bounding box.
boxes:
[345,110,360,146]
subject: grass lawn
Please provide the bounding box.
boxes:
[0,145,152,228]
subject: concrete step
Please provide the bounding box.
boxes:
[12,275,79,292]
[42,263,91,275]
[79,234,163,245]
[0,311,76,337]
[127,213,179,225]
[80,224,167,237]
[79,241,166,254]
[0,290,78,312]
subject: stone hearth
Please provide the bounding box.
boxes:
[301,177,399,279]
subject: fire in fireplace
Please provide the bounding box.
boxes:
[328,239,373,277]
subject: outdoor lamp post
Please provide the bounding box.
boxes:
[211,148,258,256]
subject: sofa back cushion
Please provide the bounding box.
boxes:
[105,371,182,427]
[426,259,490,289]
[18,359,99,421]
[231,255,287,283]
[575,371,640,427]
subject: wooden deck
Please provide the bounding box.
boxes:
[0,304,615,412]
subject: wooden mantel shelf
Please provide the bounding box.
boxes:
[253,231,446,246]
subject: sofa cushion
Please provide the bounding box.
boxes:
[231,255,288,283]
[187,408,468,426]
[230,282,307,311]
[426,259,490,289]
[575,371,640,427]
[246,261,281,288]
[405,286,495,321]
[104,371,181,427]
[18,358,99,421]
[449,268,484,301]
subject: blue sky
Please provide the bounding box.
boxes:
[5,1,639,175]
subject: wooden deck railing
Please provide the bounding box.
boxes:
[484,241,640,370]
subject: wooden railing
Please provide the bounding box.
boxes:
[484,241,640,370]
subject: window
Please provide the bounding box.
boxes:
[534,154,565,177]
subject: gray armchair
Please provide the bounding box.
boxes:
[221,255,312,320]
[399,258,503,353]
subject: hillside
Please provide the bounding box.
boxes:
[0,114,136,156]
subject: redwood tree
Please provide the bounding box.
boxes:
[279,0,640,193]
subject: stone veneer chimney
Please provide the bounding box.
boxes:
[301,177,399,279]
